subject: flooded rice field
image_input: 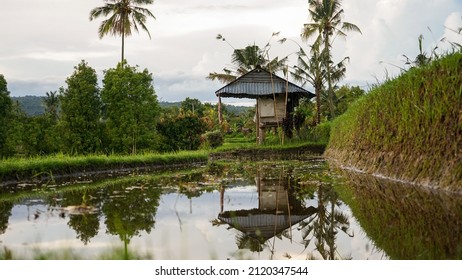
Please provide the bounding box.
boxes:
[0,159,461,259]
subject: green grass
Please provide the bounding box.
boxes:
[326,52,462,190]
[0,150,209,182]
[217,134,327,152]
[1,131,328,183]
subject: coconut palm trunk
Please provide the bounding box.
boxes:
[324,34,336,119]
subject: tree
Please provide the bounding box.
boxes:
[101,62,159,154]
[0,74,13,158]
[60,61,102,154]
[89,0,156,62]
[180,97,205,117]
[301,0,361,119]
[207,34,288,83]
[157,111,207,152]
[291,46,325,124]
[335,85,365,115]
[42,90,60,121]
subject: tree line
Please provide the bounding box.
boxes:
[0,0,370,158]
[0,61,242,158]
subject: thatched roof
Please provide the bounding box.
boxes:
[215,67,314,99]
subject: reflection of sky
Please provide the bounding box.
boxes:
[2,204,119,259]
[0,170,388,260]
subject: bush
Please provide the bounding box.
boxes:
[201,130,224,149]
[311,122,331,143]
[298,122,331,144]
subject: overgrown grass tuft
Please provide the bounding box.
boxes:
[326,52,462,190]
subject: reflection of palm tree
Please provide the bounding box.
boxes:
[299,185,351,260]
[236,232,266,253]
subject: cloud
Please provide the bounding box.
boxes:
[1,0,462,102]
[442,12,462,46]
[339,0,462,83]
[8,79,63,96]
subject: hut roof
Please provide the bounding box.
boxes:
[215,67,314,99]
[218,206,317,242]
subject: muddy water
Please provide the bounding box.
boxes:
[0,159,460,259]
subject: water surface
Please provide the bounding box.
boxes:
[0,159,460,259]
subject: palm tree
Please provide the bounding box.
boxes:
[291,46,325,124]
[207,34,287,83]
[301,0,361,119]
[291,44,348,124]
[89,0,156,63]
[42,91,59,121]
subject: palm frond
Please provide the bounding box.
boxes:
[341,22,362,34]
[206,72,236,83]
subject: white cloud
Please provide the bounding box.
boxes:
[442,12,462,46]
[1,0,462,100]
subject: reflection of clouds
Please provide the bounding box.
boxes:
[348,225,388,260]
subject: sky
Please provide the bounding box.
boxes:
[1,0,461,104]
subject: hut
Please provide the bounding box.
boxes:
[218,168,317,251]
[215,66,314,143]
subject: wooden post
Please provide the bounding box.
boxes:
[220,186,224,214]
[256,99,260,144]
[218,96,223,125]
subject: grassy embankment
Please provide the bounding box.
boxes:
[0,136,327,183]
[325,52,462,191]
[0,151,209,183]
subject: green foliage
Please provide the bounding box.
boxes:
[0,74,13,158]
[101,62,159,154]
[11,114,61,156]
[42,91,60,121]
[335,85,366,116]
[0,150,209,182]
[60,60,102,154]
[327,52,462,189]
[201,130,224,149]
[157,112,207,152]
[305,121,331,144]
[181,97,205,117]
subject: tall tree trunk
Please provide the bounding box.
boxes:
[121,31,125,63]
[315,83,321,124]
[324,34,336,120]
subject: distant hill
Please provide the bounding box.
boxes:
[11,96,252,117]
[12,96,45,116]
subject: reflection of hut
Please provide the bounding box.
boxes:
[218,168,317,248]
[215,66,314,144]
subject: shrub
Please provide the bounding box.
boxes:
[201,130,224,149]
